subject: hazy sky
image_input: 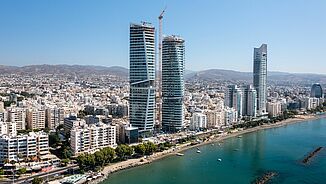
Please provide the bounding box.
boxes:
[0,0,325,73]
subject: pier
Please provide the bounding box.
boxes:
[302,147,323,164]
[253,172,277,184]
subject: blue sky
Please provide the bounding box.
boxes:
[0,0,325,73]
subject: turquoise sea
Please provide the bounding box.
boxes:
[102,118,326,184]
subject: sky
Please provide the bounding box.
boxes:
[0,0,325,74]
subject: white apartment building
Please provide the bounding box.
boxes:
[26,109,46,129]
[70,123,116,155]
[8,108,26,130]
[0,122,17,136]
[267,101,282,117]
[0,131,49,164]
[303,97,320,110]
[224,107,238,126]
[190,112,207,130]
[64,116,85,134]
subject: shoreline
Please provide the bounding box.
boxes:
[90,114,325,184]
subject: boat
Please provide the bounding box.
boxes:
[176,153,184,156]
[217,158,222,162]
[237,135,242,138]
[197,150,201,153]
[196,147,200,150]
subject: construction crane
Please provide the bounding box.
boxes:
[157,7,166,128]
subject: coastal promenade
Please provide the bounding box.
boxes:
[91,114,320,184]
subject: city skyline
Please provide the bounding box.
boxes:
[0,0,325,74]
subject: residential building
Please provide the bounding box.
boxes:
[224,107,238,126]
[0,122,16,136]
[46,107,65,130]
[64,116,85,134]
[205,110,224,129]
[267,101,282,117]
[8,108,26,130]
[311,83,324,98]
[26,109,46,129]
[129,22,156,133]
[0,131,49,164]
[189,112,207,130]
[242,85,257,117]
[225,85,243,119]
[162,35,185,132]
[70,123,116,155]
[253,44,268,115]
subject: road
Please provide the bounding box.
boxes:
[1,164,78,184]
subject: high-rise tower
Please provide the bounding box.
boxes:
[311,83,323,98]
[129,22,155,133]
[253,44,267,115]
[162,35,185,132]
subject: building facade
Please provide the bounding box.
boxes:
[129,22,156,133]
[0,131,49,164]
[253,44,267,115]
[225,85,243,119]
[311,83,323,98]
[70,123,116,155]
[189,112,207,130]
[26,109,46,130]
[162,35,185,132]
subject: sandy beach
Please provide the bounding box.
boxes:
[91,114,324,183]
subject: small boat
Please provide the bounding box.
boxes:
[211,144,214,146]
[233,149,239,151]
[217,158,222,162]
[197,150,201,153]
[176,153,184,156]
[196,147,200,150]
[237,136,242,138]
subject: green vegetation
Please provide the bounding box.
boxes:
[32,177,43,184]
[3,101,15,108]
[17,168,27,175]
[115,144,133,160]
[76,147,115,172]
[20,91,35,98]
[49,132,60,147]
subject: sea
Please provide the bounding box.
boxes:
[101,117,326,184]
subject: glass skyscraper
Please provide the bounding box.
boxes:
[311,83,324,98]
[129,22,155,133]
[162,35,185,132]
[253,44,267,115]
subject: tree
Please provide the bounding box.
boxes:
[18,168,27,175]
[134,144,146,156]
[144,142,157,155]
[115,144,133,160]
[102,147,115,164]
[32,177,43,184]
[49,132,60,147]
[61,159,70,166]
[0,168,4,175]
[94,151,105,167]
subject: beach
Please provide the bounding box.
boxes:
[93,114,322,184]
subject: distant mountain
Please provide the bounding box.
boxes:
[0,64,325,85]
[185,69,326,85]
[0,64,129,78]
